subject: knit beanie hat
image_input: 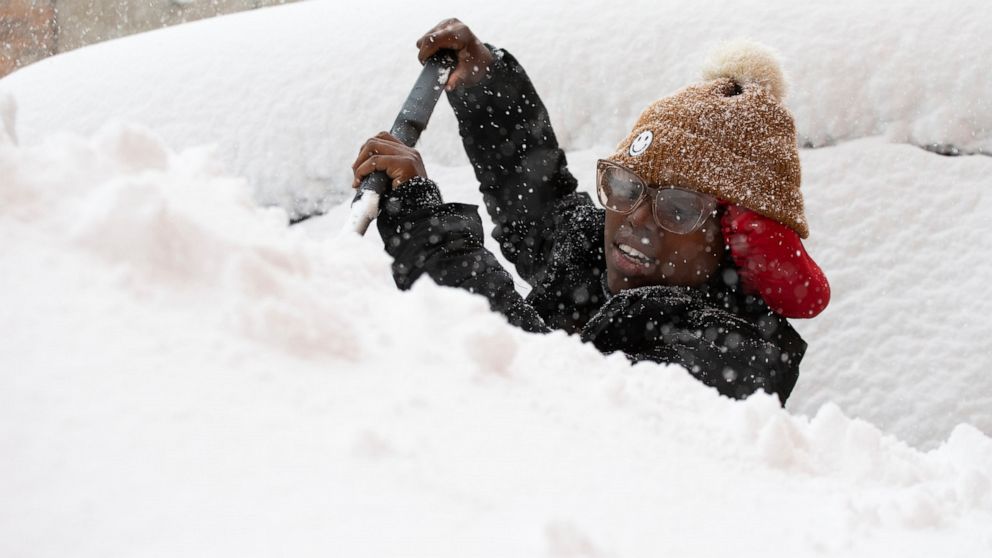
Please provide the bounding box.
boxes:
[605,40,808,238]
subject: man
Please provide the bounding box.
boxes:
[351,19,829,404]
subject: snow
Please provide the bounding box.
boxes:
[792,139,992,447]
[2,0,992,555]
[2,122,991,555]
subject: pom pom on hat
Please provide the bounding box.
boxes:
[702,39,787,102]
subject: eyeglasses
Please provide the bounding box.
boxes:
[596,159,718,235]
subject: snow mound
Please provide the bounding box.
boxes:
[2,121,991,556]
[1,0,990,217]
[791,140,992,447]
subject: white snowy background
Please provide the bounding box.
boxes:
[2,0,991,556]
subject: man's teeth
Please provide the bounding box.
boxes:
[618,243,653,264]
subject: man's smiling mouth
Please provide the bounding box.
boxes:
[615,242,657,267]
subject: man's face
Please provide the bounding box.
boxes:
[603,199,724,293]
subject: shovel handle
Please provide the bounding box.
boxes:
[345,50,458,235]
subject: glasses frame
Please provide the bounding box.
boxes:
[595,159,719,235]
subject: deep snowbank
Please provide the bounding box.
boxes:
[2,115,991,557]
[1,0,990,215]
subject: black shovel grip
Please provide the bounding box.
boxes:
[351,50,458,206]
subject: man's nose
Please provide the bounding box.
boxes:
[627,197,656,230]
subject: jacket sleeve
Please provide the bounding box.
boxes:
[446,45,579,287]
[580,286,806,405]
[375,177,550,334]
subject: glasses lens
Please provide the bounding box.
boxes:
[597,163,644,213]
[653,188,718,234]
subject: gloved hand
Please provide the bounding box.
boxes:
[722,205,830,318]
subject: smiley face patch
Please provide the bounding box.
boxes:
[629,130,653,156]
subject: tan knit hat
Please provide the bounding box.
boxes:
[605,40,808,238]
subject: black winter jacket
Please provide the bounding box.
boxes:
[376,46,806,404]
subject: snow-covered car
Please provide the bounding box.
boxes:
[1,1,990,556]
